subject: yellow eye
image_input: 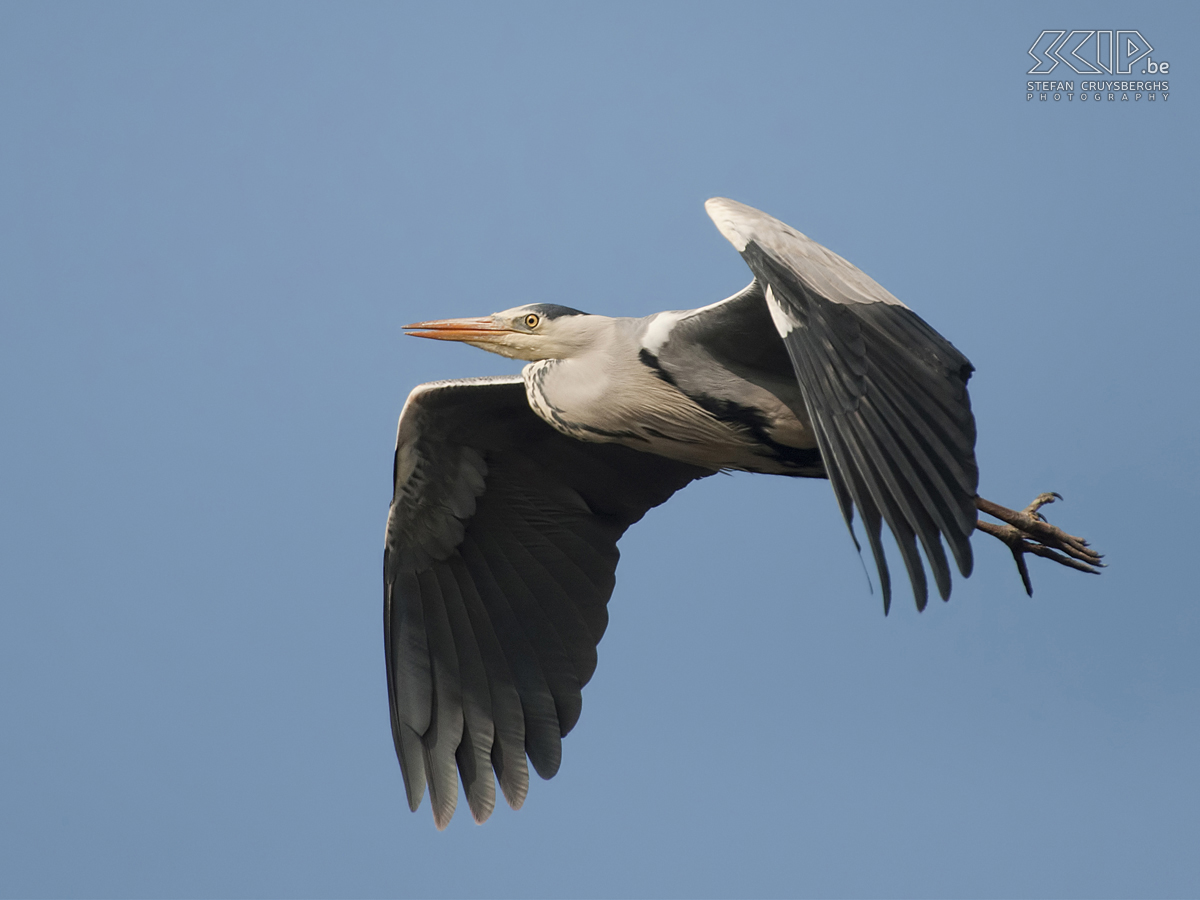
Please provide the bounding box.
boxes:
[524,314,540,329]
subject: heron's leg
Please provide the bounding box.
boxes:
[974,493,1105,595]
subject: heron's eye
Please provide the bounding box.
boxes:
[524,314,540,329]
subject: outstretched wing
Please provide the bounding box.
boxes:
[705,198,979,612]
[384,375,710,828]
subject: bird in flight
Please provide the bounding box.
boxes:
[384,198,1102,828]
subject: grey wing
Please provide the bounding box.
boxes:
[384,375,710,828]
[705,198,979,612]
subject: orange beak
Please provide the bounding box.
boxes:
[403,317,512,342]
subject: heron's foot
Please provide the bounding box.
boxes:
[974,493,1104,595]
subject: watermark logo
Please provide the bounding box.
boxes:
[1025,30,1172,103]
[1027,30,1167,75]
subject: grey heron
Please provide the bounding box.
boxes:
[385,198,1102,828]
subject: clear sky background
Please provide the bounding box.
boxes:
[1,2,1197,898]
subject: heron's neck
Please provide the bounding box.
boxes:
[522,356,611,440]
[519,317,638,440]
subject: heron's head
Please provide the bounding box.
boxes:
[404,304,597,361]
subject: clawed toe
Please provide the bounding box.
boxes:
[975,494,1104,596]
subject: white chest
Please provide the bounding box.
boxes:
[522,356,791,471]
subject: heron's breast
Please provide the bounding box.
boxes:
[522,357,642,442]
[522,358,823,476]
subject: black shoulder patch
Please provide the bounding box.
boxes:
[637,348,678,386]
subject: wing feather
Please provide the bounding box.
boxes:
[445,554,529,809]
[384,376,709,825]
[434,565,496,823]
[493,520,601,691]
[457,532,565,783]
[470,528,579,771]
[383,568,429,810]
[416,568,463,829]
[706,198,979,610]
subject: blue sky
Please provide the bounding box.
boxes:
[1,2,1197,897]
